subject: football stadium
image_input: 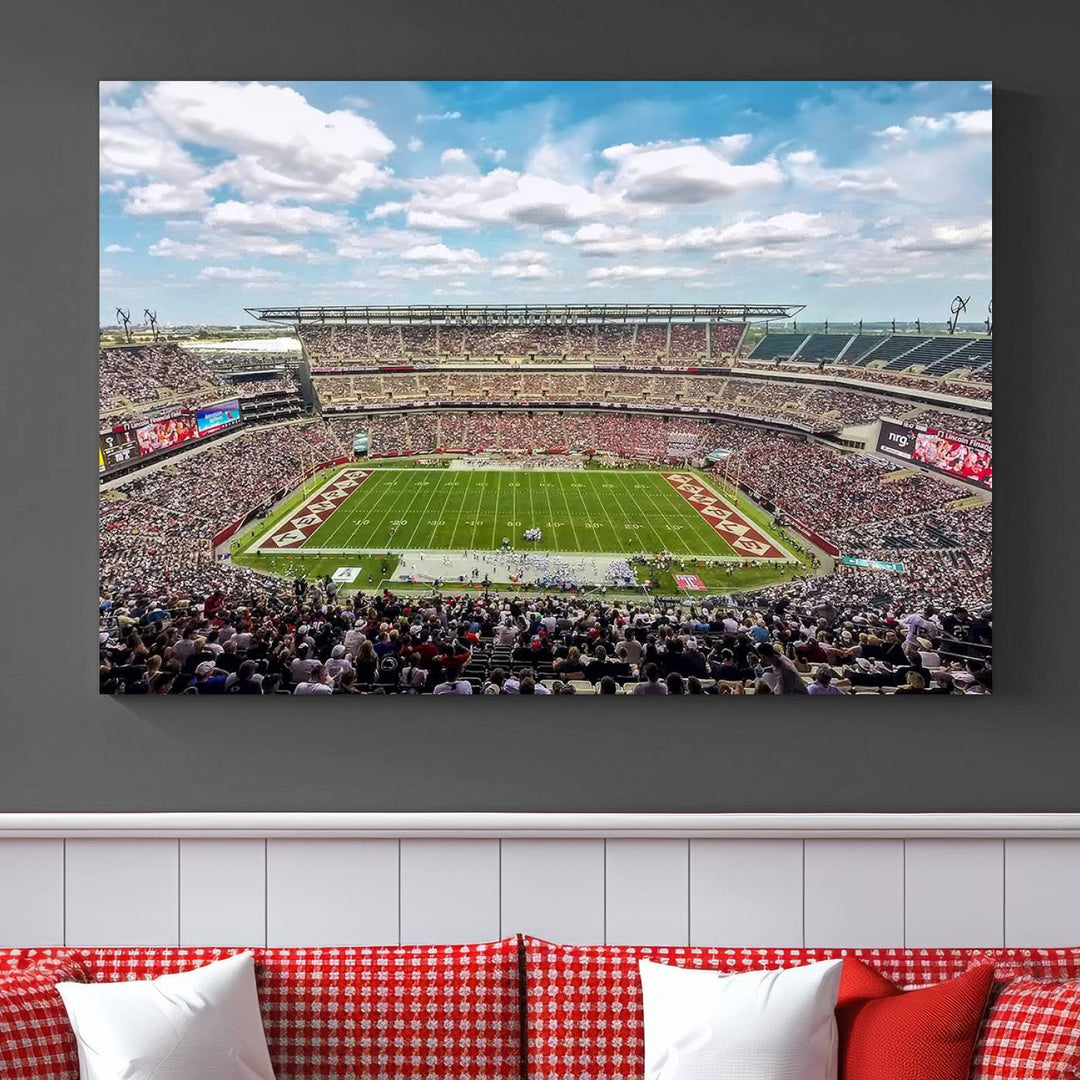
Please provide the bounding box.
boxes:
[99,302,993,695]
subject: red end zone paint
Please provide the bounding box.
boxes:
[661,473,787,559]
[263,468,373,550]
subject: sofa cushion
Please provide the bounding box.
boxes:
[969,949,1080,981]
[0,954,93,1080]
[971,977,1080,1079]
[522,938,974,1080]
[1,940,522,1080]
[835,958,993,1080]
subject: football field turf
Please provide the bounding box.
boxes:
[248,466,793,561]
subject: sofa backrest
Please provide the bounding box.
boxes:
[0,940,522,1080]
[520,937,1080,1080]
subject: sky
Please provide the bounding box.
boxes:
[99,80,991,326]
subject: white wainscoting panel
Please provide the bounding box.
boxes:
[64,839,179,946]
[690,839,804,946]
[400,839,500,944]
[605,839,689,945]
[266,839,398,946]
[0,840,64,946]
[179,839,266,947]
[500,839,605,944]
[1005,839,1080,946]
[905,839,1004,947]
[1,818,1078,950]
[804,840,904,947]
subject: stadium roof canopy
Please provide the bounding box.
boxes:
[245,303,806,326]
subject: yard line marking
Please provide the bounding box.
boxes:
[555,471,581,549]
[616,472,676,555]
[490,470,502,549]
[588,470,627,552]
[541,472,561,550]
[400,469,450,550]
[470,471,487,549]
[449,469,475,548]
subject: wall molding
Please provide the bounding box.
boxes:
[2,812,1080,839]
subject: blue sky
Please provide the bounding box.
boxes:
[100,81,991,325]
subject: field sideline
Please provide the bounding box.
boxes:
[246,466,796,562]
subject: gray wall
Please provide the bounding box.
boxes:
[0,0,1076,812]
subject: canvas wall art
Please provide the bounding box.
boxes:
[98,80,992,696]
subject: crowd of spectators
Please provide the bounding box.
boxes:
[910,408,992,440]
[299,322,744,364]
[99,579,990,696]
[333,412,724,459]
[315,371,904,432]
[100,344,226,410]
[100,421,350,600]
[743,361,993,403]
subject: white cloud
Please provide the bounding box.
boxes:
[557,212,842,259]
[407,136,424,152]
[874,125,909,140]
[150,233,311,261]
[586,265,709,285]
[440,147,471,165]
[198,266,290,283]
[600,140,784,204]
[370,167,630,230]
[203,200,343,234]
[400,242,484,265]
[786,149,899,195]
[417,111,461,122]
[125,181,212,216]
[103,243,133,253]
[491,248,557,280]
[947,110,992,136]
[488,147,508,162]
[144,81,395,203]
[891,219,992,253]
[492,262,557,280]
[980,83,992,92]
[99,81,131,97]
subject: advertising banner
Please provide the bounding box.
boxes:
[840,556,906,573]
[877,419,992,490]
[135,414,198,455]
[673,574,707,590]
[195,399,241,436]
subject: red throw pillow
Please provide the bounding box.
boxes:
[971,977,1080,1079]
[0,955,93,1080]
[836,957,994,1080]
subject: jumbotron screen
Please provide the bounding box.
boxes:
[877,419,992,490]
[196,399,241,436]
[99,429,140,471]
[135,414,198,456]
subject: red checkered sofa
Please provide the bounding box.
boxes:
[0,940,522,1080]
[3,937,1080,1079]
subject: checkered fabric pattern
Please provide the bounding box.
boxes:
[972,949,1080,981]
[521,938,976,1080]
[0,954,91,1080]
[971,977,1080,1079]
[0,941,522,1080]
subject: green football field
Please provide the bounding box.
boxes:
[254,467,767,557]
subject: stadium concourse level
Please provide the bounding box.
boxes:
[313,371,991,438]
[298,321,744,363]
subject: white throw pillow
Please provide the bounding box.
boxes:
[57,951,276,1080]
[639,957,843,1080]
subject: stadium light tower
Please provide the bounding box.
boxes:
[143,308,159,342]
[985,298,992,335]
[915,318,921,333]
[116,308,132,343]
[948,295,970,334]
